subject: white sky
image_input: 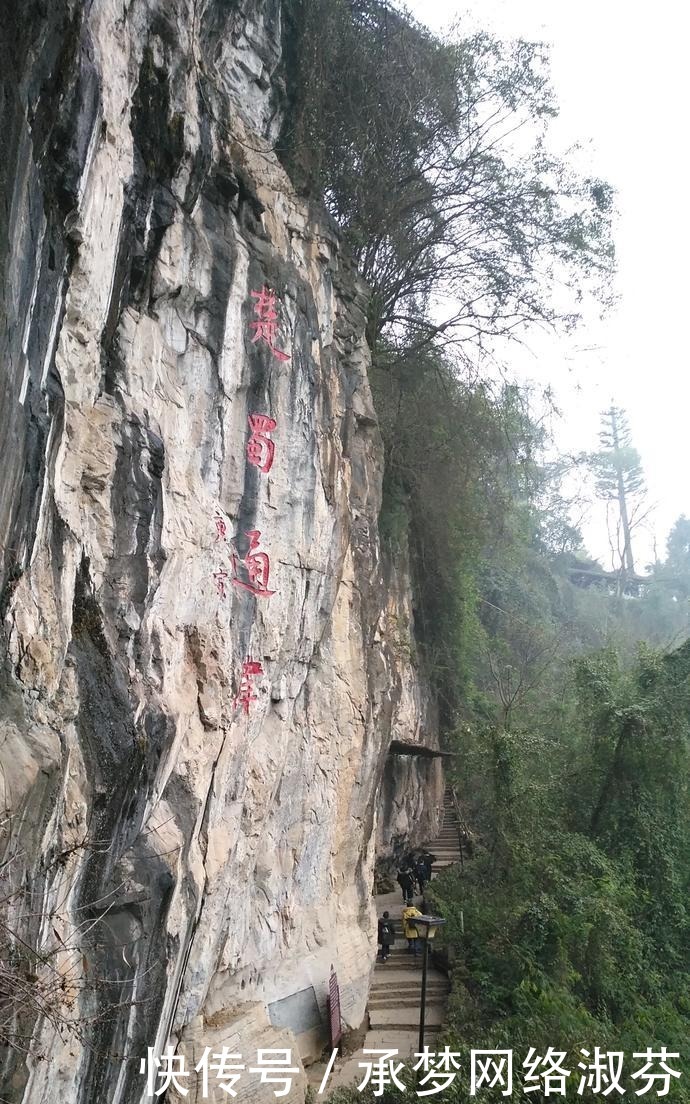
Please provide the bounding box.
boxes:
[405,0,690,569]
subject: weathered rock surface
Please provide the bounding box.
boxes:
[0,1,442,1100]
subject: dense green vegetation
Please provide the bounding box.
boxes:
[281,1,690,1095]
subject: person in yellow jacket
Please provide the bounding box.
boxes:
[402,899,423,956]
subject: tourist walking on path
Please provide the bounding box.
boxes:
[396,866,415,902]
[377,911,395,962]
[415,855,429,894]
[402,899,423,956]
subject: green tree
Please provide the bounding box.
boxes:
[280,0,614,357]
[662,514,690,596]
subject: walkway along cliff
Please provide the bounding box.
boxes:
[0,1,443,1100]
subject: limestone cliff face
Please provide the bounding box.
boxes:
[0,1,442,1101]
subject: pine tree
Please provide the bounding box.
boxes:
[590,405,646,583]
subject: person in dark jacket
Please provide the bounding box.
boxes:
[377,911,395,961]
[396,867,415,901]
[415,855,429,894]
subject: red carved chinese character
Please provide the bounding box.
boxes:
[213,569,229,598]
[231,530,276,597]
[234,658,264,714]
[249,287,290,362]
[246,414,277,474]
[214,511,228,541]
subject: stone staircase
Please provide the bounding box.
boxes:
[430,792,464,876]
[320,789,462,1089]
[366,789,460,1044]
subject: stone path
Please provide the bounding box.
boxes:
[315,789,462,1093]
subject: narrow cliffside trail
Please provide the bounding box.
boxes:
[318,789,462,1093]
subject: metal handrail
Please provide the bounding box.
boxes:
[449,785,471,871]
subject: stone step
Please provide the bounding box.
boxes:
[369,996,448,1010]
[370,991,449,1004]
[363,1028,439,1052]
[376,955,433,964]
[383,940,441,948]
[370,980,449,994]
[372,976,447,985]
[376,957,446,967]
[378,947,442,957]
[376,955,445,964]
[374,959,417,967]
[371,989,449,1001]
[370,988,449,1001]
[371,981,449,994]
[367,1023,443,1036]
[376,959,440,966]
[375,962,442,973]
[372,967,441,983]
[374,961,445,973]
[361,1030,425,1055]
[370,995,450,1008]
[380,944,441,954]
[371,992,446,1003]
[369,1006,445,1028]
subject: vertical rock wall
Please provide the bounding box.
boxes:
[0,1,443,1100]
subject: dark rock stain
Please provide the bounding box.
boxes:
[0,0,98,595]
[69,558,184,1103]
[101,42,185,393]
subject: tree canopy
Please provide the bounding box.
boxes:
[280,0,614,356]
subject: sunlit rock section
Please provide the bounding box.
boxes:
[0,0,441,1100]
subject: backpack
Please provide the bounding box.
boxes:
[380,922,395,944]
